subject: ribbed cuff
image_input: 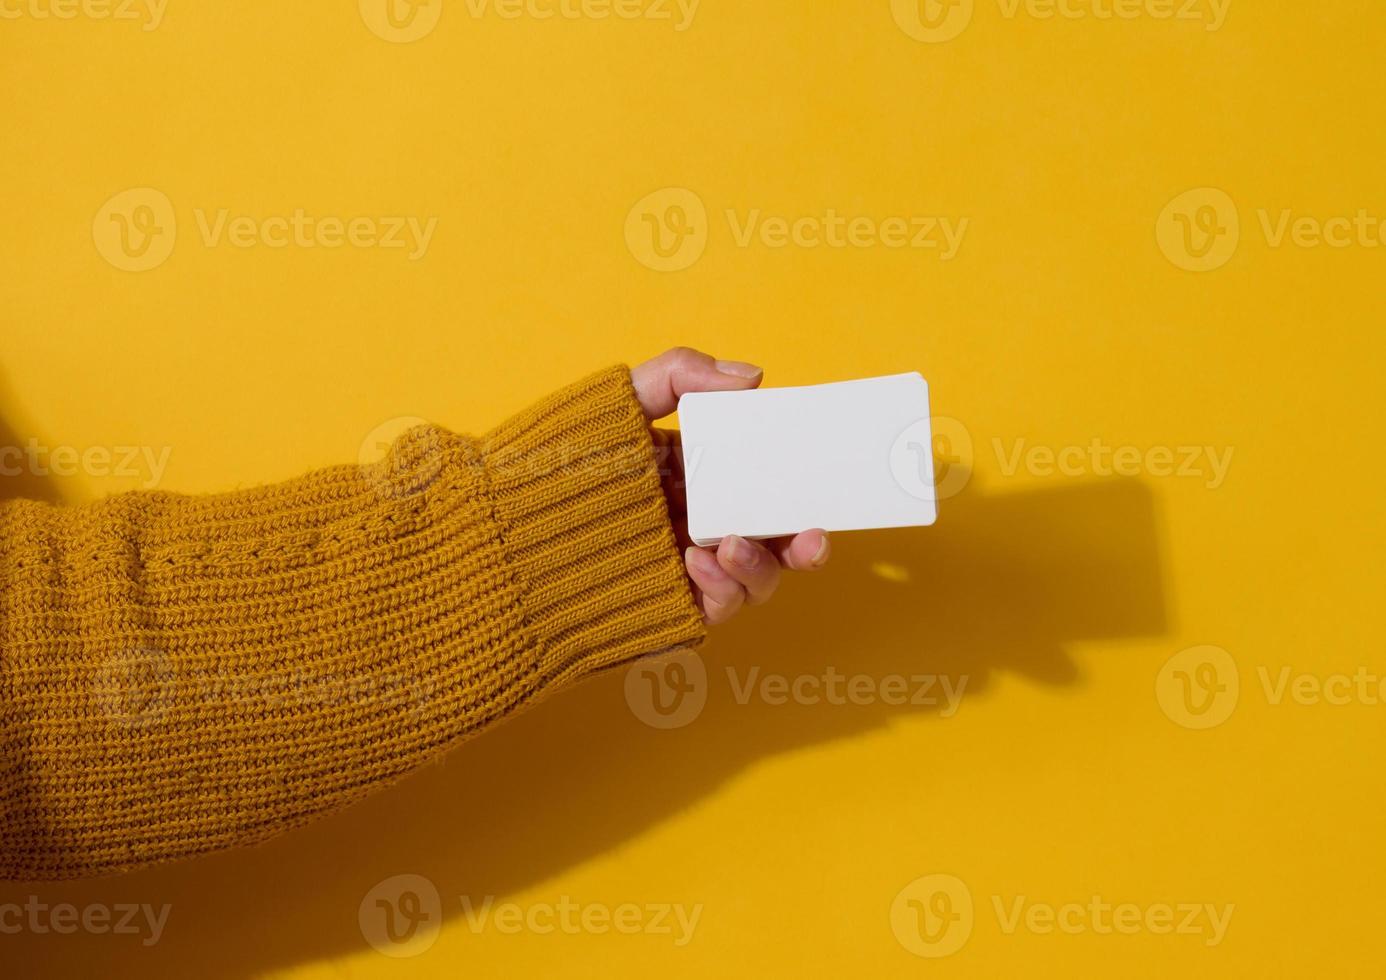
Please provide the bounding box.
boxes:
[482,365,706,689]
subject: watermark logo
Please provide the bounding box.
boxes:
[625,189,968,271]
[891,0,974,42]
[625,187,708,272]
[894,0,1230,41]
[358,416,447,500]
[624,647,706,728]
[190,209,437,257]
[890,418,937,502]
[0,0,167,30]
[93,187,177,272]
[0,439,172,488]
[931,416,975,500]
[888,415,973,503]
[995,438,1233,489]
[626,654,968,729]
[1156,187,1240,272]
[887,414,1232,491]
[726,209,967,257]
[460,896,702,945]
[891,874,974,958]
[728,667,967,714]
[1156,645,1239,729]
[997,0,1229,29]
[1161,187,1386,270]
[1161,648,1386,724]
[92,645,175,728]
[1259,665,1386,707]
[94,188,439,270]
[1256,208,1386,250]
[96,658,435,728]
[891,875,1235,955]
[359,874,443,958]
[461,0,700,29]
[359,0,442,42]
[0,897,171,946]
[627,655,971,728]
[993,894,1233,946]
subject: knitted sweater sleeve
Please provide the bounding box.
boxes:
[0,365,706,880]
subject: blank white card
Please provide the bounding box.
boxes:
[677,373,938,546]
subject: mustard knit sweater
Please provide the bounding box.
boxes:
[0,366,706,881]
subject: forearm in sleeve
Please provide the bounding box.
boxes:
[0,365,704,880]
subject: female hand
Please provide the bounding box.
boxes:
[631,347,831,625]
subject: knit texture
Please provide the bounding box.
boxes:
[0,366,705,880]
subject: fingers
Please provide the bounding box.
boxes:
[630,347,763,421]
[716,535,781,605]
[683,531,830,625]
[769,529,831,572]
[685,546,745,625]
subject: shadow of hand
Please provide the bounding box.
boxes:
[0,475,1168,977]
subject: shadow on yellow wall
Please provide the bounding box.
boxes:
[0,465,1167,977]
[0,382,62,505]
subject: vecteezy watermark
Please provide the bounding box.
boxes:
[1157,185,1386,272]
[1253,667,1386,707]
[727,666,967,715]
[991,894,1234,947]
[1155,645,1239,729]
[625,649,968,729]
[92,645,177,729]
[359,874,443,958]
[362,417,674,500]
[359,0,443,42]
[890,0,975,42]
[1252,209,1386,250]
[0,896,171,946]
[93,187,439,271]
[890,874,1233,958]
[460,896,702,946]
[891,0,1229,43]
[725,209,968,257]
[92,188,178,272]
[192,209,438,259]
[1156,187,1241,272]
[886,413,1234,492]
[0,439,171,488]
[624,647,707,728]
[994,438,1234,489]
[359,0,698,41]
[890,874,975,957]
[357,415,450,500]
[1157,645,1386,730]
[358,874,702,957]
[92,645,438,729]
[624,187,968,272]
[0,0,167,30]
[624,188,707,272]
[462,0,699,29]
[888,415,973,503]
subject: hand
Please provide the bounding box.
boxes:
[630,347,831,625]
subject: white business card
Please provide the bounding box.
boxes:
[677,372,938,546]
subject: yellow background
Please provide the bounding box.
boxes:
[2,0,1383,976]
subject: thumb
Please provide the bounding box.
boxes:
[629,347,763,421]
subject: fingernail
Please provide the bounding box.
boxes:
[715,359,762,379]
[687,546,728,579]
[726,534,758,569]
[810,532,830,568]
